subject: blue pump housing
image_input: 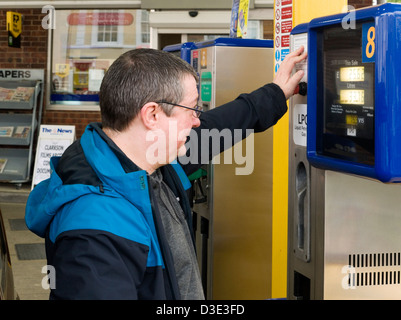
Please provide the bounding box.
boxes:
[307,3,401,183]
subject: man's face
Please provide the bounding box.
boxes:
[159,74,200,164]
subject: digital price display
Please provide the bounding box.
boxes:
[340,67,365,82]
[339,90,365,105]
[319,22,375,166]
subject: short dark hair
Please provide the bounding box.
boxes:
[99,48,198,132]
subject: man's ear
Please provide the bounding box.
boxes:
[140,102,162,130]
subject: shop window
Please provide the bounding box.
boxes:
[95,25,119,44]
[49,9,150,110]
[91,10,124,47]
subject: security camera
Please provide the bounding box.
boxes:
[189,11,198,18]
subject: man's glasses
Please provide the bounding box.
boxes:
[156,101,204,118]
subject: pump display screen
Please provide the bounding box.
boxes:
[340,67,365,82]
[318,22,375,165]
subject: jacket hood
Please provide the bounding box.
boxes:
[25,157,102,238]
[25,124,150,238]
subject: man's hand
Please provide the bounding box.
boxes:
[273,46,307,100]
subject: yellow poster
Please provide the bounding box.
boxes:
[237,0,249,38]
[55,64,70,78]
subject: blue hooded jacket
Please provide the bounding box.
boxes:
[26,123,192,299]
[25,83,287,299]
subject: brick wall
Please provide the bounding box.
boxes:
[0,9,47,69]
[0,8,100,138]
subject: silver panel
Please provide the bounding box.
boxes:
[324,171,401,300]
[212,45,274,300]
[191,44,275,299]
[288,31,319,299]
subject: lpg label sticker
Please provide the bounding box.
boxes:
[293,103,307,146]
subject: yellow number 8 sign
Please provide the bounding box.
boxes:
[363,22,375,63]
[366,26,375,59]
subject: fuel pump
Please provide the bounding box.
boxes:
[288,3,401,300]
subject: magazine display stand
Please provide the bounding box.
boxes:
[0,70,44,187]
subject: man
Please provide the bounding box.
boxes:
[26,46,306,299]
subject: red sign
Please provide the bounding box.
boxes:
[67,12,133,25]
[281,35,290,47]
[281,20,292,34]
[281,7,292,20]
[282,0,292,5]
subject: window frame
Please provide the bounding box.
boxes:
[47,8,150,111]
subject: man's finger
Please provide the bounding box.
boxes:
[285,45,305,59]
[279,48,307,73]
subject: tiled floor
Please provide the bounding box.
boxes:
[0,183,49,300]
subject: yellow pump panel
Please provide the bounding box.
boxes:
[271,0,348,298]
